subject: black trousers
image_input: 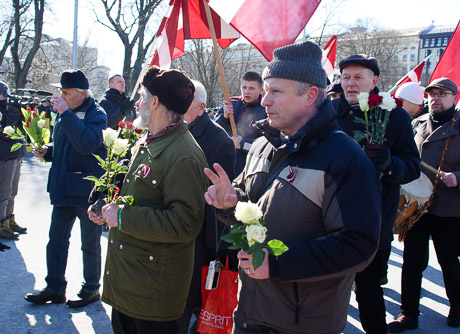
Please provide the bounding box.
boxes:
[401,213,460,318]
[355,247,391,334]
[112,308,179,334]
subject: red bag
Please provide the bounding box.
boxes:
[197,259,238,334]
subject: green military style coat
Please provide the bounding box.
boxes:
[102,122,208,321]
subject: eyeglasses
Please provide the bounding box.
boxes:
[427,91,454,98]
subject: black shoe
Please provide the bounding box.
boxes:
[66,290,100,308]
[447,306,460,327]
[0,242,10,251]
[388,314,418,333]
[25,289,66,305]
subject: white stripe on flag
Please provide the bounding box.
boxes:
[219,17,240,39]
[408,70,418,82]
[321,54,334,79]
[208,0,245,23]
[157,33,172,69]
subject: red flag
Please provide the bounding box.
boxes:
[395,58,427,87]
[208,0,322,61]
[321,35,337,80]
[150,0,239,69]
[430,20,460,103]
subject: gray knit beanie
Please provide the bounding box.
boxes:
[262,41,327,88]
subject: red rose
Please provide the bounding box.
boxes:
[125,122,133,130]
[118,121,125,128]
[368,94,382,108]
[135,129,143,134]
[27,107,31,111]
[26,122,30,128]
[32,111,37,117]
[394,97,403,108]
[27,117,31,122]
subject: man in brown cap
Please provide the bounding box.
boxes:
[88,66,208,334]
[332,54,420,334]
[388,77,460,332]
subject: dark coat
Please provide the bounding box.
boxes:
[99,88,134,129]
[412,107,460,217]
[333,94,420,249]
[214,96,266,177]
[219,99,381,333]
[0,100,26,161]
[45,97,107,206]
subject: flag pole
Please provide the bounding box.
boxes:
[388,55,432,94]
[202,0,237,137]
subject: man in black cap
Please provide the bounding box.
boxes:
[388,77,460,332]
[25,69,107,308]
[0,81,27,241]
[326,78,343,100]
[204,42,381,334]
[88,66,208,334]
[99,74,135,130]
[332,54,420,334]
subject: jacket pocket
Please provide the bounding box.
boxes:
[64,171,93,197]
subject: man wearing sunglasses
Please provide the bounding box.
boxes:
[389,77,460,332]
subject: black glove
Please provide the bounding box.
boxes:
[364,144,391,172]
[120,99,135,115]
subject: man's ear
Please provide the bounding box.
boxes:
[305,86,319,107]
[371,75,379,90]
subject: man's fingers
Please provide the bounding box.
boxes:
[212,163,231,184]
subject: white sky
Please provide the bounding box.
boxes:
[43,0,459,72]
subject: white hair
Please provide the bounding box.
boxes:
[76,88,93,98]
[191,79,207,104]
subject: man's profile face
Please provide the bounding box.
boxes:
[133,86,152,129]
[427,88,456,114]
[241,80,262,104]
[110,76,126,94]
[261,78,313,136]
[341,65,378,104]
[184,93,204,125]
[59,88,86,110]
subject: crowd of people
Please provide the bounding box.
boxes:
[0,38,459,334]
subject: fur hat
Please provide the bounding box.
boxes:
[142,66,195,115]
[395,82,425,105]
[51,69,89,89]
[339,54,380,76]
[262,41,327,88]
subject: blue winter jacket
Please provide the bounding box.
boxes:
[45,97,107,206]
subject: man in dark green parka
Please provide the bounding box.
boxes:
[88,66,208,334]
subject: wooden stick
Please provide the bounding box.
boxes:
[202,0,237,137]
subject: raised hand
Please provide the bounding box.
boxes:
[204,163,238,210]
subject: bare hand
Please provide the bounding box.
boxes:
[223,100,234,119]
[87,206,106,225]
[51,96,69,115]
[231,136,242,150]
[204,163,237,209]
[440,172,458,188]
[102,203,120,228]
[32,146,47,159]
[238,249,269,279]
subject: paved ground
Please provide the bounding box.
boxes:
[0,154,458,333]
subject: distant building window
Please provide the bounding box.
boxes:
[410,54,415,61]
[403,55,407,62]
[443,37,448,45]
[438,49,444,57]
[411,46,416,50]
[394,55,399,62]
[437,38,442,45]
[430,38,435,46]
[425,49,432,57]
[424,39,429,47]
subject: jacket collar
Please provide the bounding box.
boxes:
[417,108,459,142]
[188,112,211,138]
[136,122,188,159]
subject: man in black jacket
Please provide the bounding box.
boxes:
[214,71,266,176]
[99,74,135,130]
[177,79,236,333]
[332,54,420,334]
[0,81,27,240]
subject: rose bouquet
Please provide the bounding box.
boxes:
[221,201,288,270]
[85,128,133,216]
[353,92,398,145]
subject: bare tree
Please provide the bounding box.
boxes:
[0,2,15,67]
[93,0,162,94]
[10,0,45,89]
[173,40,266,107]
[336,19,405,90]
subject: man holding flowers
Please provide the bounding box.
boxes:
[25,69,107,309]
[88,66,208,334]
[204,41,381,334]
[332,54,421,334]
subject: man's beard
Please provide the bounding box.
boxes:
[133,110,151,129]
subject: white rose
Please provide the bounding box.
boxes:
[357,92,369,112]
[245,224,267,247]
[234,201,263,224]
[3,126,15,136]
[112,138,129,156]
[103,128,118,147]
[37,119,46,128]
[379,92,396,111]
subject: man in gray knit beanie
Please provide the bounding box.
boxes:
[203,40,380,334]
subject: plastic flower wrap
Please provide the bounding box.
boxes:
[221,201,288,270]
